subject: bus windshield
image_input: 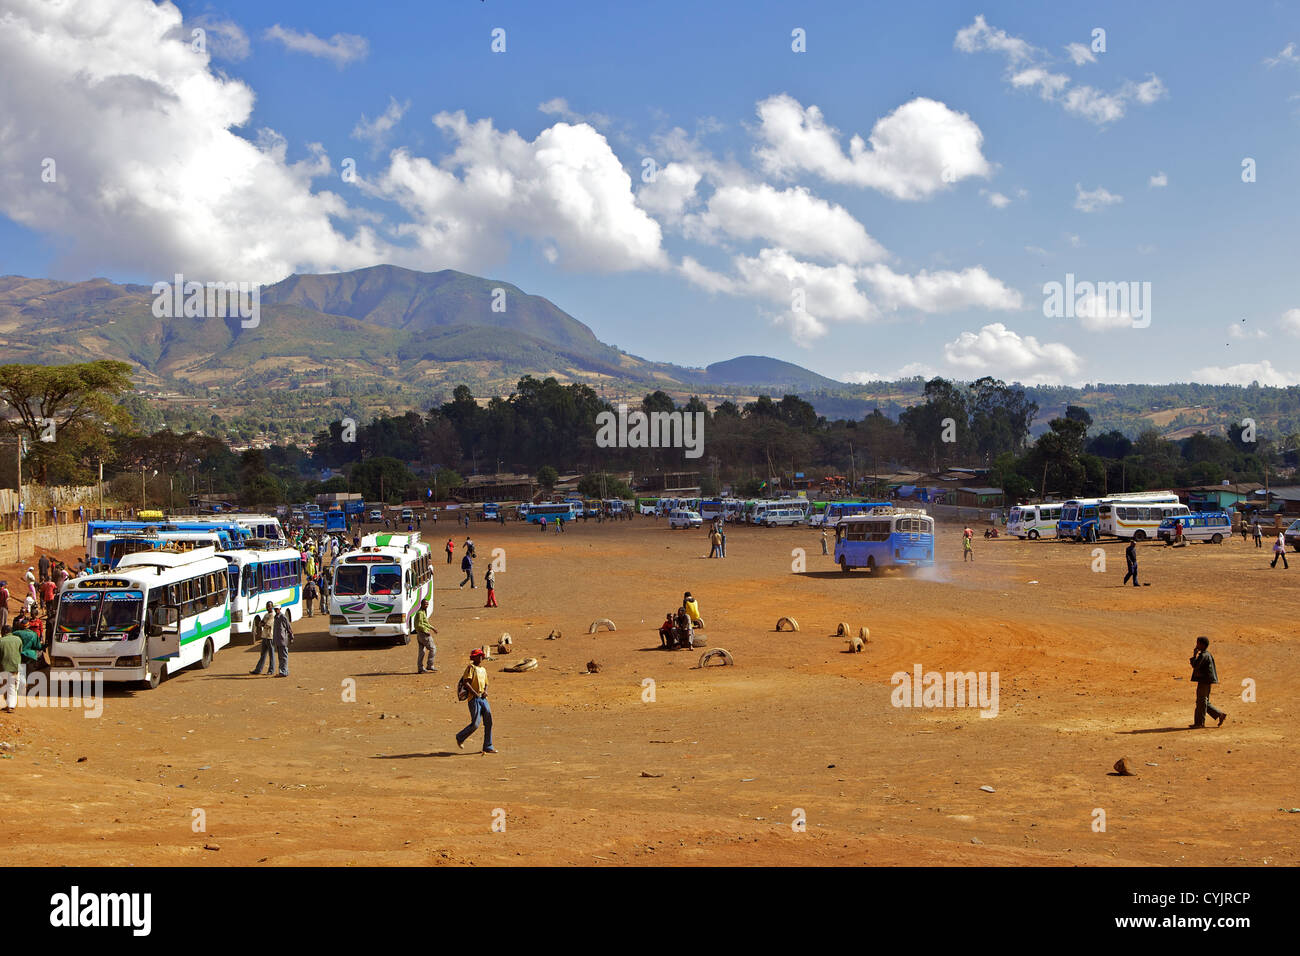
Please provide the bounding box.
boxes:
[55,590,143,642]
[369,565,401,595]
[334,566,368,596]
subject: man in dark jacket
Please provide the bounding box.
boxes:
[1122,539,1139,587]
[1189,635,1227,728]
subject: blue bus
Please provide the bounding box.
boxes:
[833,508,934,574]
[325,509,347,533]
[482,502,500,521]
[525,502,575,525]
[86,520,253,569]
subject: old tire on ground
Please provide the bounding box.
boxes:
[835,622,851,636]
[197,638,214,669]
[698,648,734,667]
[859,626,870,641]
[588,619,617,633]
[505,657,539,672]
[775,616,799,632]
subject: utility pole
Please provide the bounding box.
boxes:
[15,437,22,564]
[98,460,104,519]
[141,463,146,509]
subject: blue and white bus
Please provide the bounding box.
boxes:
[525,502,576,525]
[833,508,935,574]
[1055,498,1105,541]
[219,546,304,636]
[49,546,233,689]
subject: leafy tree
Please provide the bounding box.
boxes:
[0,360,134,483]
[536,465,558,490]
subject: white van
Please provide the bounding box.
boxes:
[761,508,805,527]
[669,510,703,529]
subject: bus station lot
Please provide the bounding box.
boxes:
[1,519,1296,866]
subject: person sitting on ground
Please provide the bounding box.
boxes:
[674,606,694,649]
[682,591,703,629]
[659,612,676,649]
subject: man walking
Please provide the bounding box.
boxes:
[445,538,454,565]
[455,648,496,753]
[0,580,10,634]
[483,566,498,608]
[0,625,21,714]
[1122,538,1139,587]
[413,598,438,673]
[459,549,476,589]
[820,529,828,556]
[1253,520,1262,548]
[708,527,721,558]
[1271,531,1289,569]
[302,577,318,617]
[1188,636,1227,728]
[963,532,974,563]
[37,553,50,585]
[269,600,293,677]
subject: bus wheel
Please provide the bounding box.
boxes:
[1210,533,1223,544]
[1027,530,1039,540]
[1133,530,1146,542]
[197,638,214,669]
[395,632,411,646]
[335,636,350,648]
[840,556,850,573]
[865,557,876,575]
[142,663,167,690]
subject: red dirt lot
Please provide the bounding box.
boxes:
[1,521,1296,866]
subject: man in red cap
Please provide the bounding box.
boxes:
[455,648,496,753]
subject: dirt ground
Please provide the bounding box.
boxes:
[1,518,1296,867]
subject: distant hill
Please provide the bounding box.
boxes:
[692,355,845,390]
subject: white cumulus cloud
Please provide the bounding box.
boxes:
[860,264,1023,313]
[1280,308,1300,336]
[352,97,410,157]
[944,322,1082,383]
[754,94,991,200]
[685,184,887,263]
[1149,171,1168,188]
[1192,360,1297,387]
[370,113,668,273]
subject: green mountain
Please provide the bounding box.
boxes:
[692,355,845,390]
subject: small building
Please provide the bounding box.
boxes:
[956,486,1005,508]
[1182,482,1264,513]
[457,473,536,504]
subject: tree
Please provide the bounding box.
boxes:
[536,465,558,491]
[0,360,134,483]
[578,472,632,498]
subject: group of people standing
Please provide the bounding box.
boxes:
[658,592,704,649]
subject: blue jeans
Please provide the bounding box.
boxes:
[457,696,493,750]
[253,639,275,674]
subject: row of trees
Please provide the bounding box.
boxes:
[3,363,1296,509]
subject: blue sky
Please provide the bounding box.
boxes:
[1,0,1298,386]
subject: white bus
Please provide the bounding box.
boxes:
[220,546,304,636]
[49,546,232,690]
[328,533,433,646]
[232,514,285,542]
[1007,503,1063,539]
[1098,493,1188,541]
